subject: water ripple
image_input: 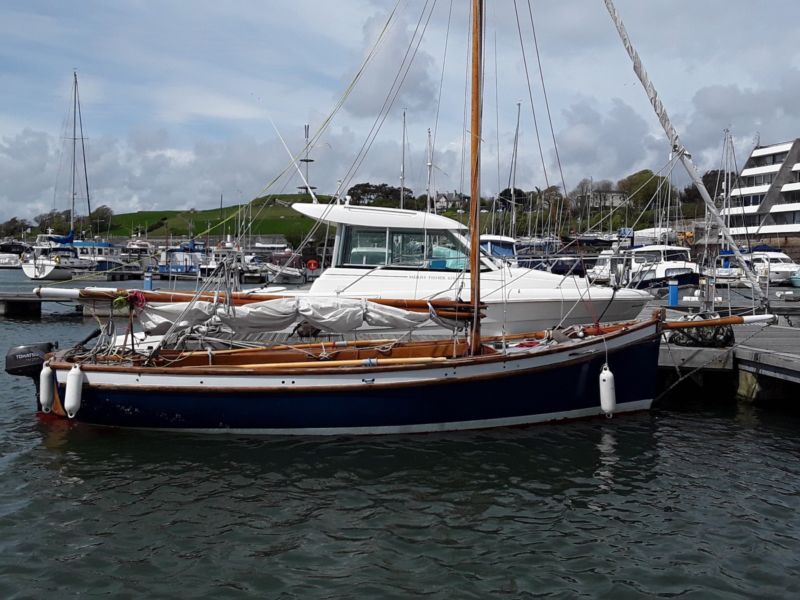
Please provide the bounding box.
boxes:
[2,316,800,597]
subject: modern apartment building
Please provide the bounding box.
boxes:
[722,139,800,240]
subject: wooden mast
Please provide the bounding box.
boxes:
[469,0,483,355]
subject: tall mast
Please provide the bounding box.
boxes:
[469,0,483,354]
[603,0,765,306]
[70,71,78,233]
[510,101,521,238]
[425,128,433,213]
[400,108,406,209]
[75,72,92,232]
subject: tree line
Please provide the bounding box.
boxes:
[341,168,733,233]
[0,168,734,240]
[0,205,114,239]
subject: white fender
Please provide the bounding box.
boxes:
[39,362,54,413]
[64,364,84,418]
[599,363,616,416]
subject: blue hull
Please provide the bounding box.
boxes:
[53,335,660,434]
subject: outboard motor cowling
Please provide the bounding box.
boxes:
[5,342,55,379]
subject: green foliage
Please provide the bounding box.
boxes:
[679,170,736,204]
[616,169,676,211]
[0,217,33,238]
[347,183,412,206]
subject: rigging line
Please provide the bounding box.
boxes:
[300,0,403,162]
[506,102,521,237]
[337,0,435,195]
[730,135,750,252]
[193,0,402,243]
[431,0,453,193]
[270,124,326,267]
[625,157,682,233]
[492,3,501,198]
[511,0,549,191]
[562,154,682,254]
[75,73,93,230]
[459,0,472,197]
[525,1,568,236]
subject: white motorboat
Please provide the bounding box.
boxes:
[279,203,651,335]
[620,244,700,290]
[745,250,799,285]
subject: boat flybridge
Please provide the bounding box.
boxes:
[278,203,650,335]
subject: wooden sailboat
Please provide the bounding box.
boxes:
[6,1,666,434]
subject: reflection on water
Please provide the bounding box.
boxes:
[3,267,800,597]
[4,393,800,598]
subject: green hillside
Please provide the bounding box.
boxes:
[109,194,333,246]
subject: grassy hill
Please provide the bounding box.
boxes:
[108,194,333,246]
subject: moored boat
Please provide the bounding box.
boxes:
[285,202,649,335]
[21,232,94,281]
[15,316,661,434]
[744,250,799,286]
[0,240,29,269]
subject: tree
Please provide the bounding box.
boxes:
[568,178,593,218]
[34,209,71,233]
[0,217,33,238]
[617,169,674,211]
[679,169,736,204]
[346,183,413,206]
[88,205,114,235]
[497,187,526,204]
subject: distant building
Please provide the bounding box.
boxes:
[434,192,465,212]
[577,190,629,210]
[722,139,800,238]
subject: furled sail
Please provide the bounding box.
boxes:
[136,296,437,335]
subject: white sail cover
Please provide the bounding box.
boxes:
[136,297,434,335]
[136,301,219,335]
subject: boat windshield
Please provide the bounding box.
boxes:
[340,227,469,270]
[480,241,516,259]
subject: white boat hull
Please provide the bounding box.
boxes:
[21,261,73,281]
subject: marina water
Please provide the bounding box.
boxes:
[2,270,800,598]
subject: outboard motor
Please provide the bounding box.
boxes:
[5,342,56,381]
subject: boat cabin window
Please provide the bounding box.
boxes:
[664,250,690,261]
[340,227,469,270]
[632,251,660,264]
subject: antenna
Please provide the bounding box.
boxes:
[298,123,316,195]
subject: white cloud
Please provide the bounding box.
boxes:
[1,0,800,224]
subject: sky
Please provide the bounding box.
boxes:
[1,0,799,226]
